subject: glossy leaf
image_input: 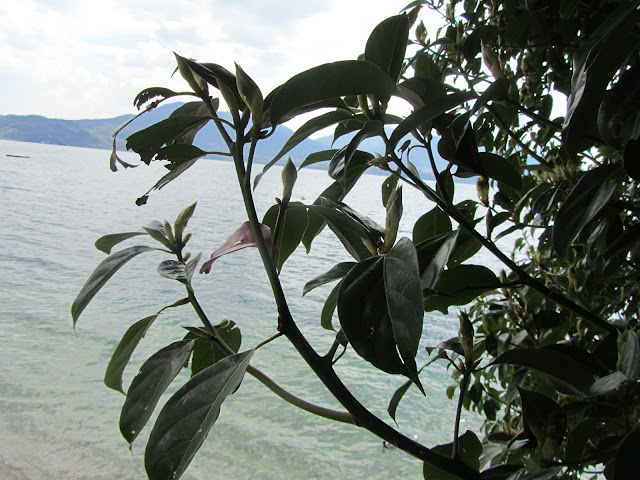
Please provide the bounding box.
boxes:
[563,3,640,153]
[423,265,499,314]
[269,60,398,126]
[104,314,159,393]
[303,262,356,296]
[188,320,242,376]
[235,63,263,124]
[200,222,273,274]
[553,165,623,258]
[125,115,210,164]
[307,203,377,262]
[421,230,459,290]
[494,346,597,394]
[518,388,566,448]
[327,150,374,187]
[144,350,253,480]
[301,156,371,252]
[321,281,342,331]
[262,203,308,272]
[364,14,409,83]
[95,231,148,254]
[387,92,474,155]
[413,207,453,244]
[120,340,195,445]
[72,246,156,326]
[381,174,400,207]
[384,237,424,387]
[338,256,405,374]
[477,152,523,191]
[422,430,482,479]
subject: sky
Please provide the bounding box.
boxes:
[0,0,441,124]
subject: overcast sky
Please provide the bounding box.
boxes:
[1,0,441,123]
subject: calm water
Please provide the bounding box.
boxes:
[0,139,484,479]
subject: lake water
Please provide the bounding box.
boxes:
[0,139,485,479]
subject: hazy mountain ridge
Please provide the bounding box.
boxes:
[0,103,450,180]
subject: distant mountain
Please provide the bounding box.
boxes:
[0,103,451,179]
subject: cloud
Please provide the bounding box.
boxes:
[0,0,434,120]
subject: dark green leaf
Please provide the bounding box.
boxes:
[263,203,308,272]
[613,427,640,480]
[95,231,148,254]
[104,314,159,394]
[307,203,377,262]
[494,346,597,394]
[421,231,459,290]
[299,149,340,170]
[338,256,404,374]
[365,14,409,83]
[144,350,253,480]
[327,150,375,187]
[553,165,623,258]
[423,431,482,479]
[413,207,453,244]
[330,121,383,185]
[143,226,174,251]
[235,63,263,124]
[604,224,640,260]
[563,4,640,153]
[518,388,566,448]
[126,115,210,164]
[72,246,156,326]
[471,77,509,114]
[388,378,412,423]
[269,60,398,126]
[156,144,207,165]
[133,87,181,110]
[423,265,500,314]
[477,152,523,191]
[384,238,424,388]
[321,281,342,331]
[303,262,356,296]
[120,340,195,445]
[387,92,474,155]
[189,320,242,376]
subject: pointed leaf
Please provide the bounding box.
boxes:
[144,350,254,480]
[413,207,453,244]
[262,203,308,272]
[364,14,409,83]
[421,230,459,290]
[174,202,197,241]
[384,237,424,388]
[72,246,156,326]
[620,331,640,381]
[269,60,398,126]
[387,92,474,154]
[95,231,148,254]
[133,87,181,110]
[321,281,342,331]
[126,116,210,164]
[104,314,159,394]
[553,165,623,257]
[303,262,356,296]
[200,222,273,273]
[188,320,242,376]
[120,340,195,445]
[338,256,405,374]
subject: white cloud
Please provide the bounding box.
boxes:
[0,0,440,120]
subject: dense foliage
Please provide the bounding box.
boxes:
[73,1,640,478]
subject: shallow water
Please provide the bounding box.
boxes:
[0,139,484,479]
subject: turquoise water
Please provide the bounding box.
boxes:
[0,139,481,479]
